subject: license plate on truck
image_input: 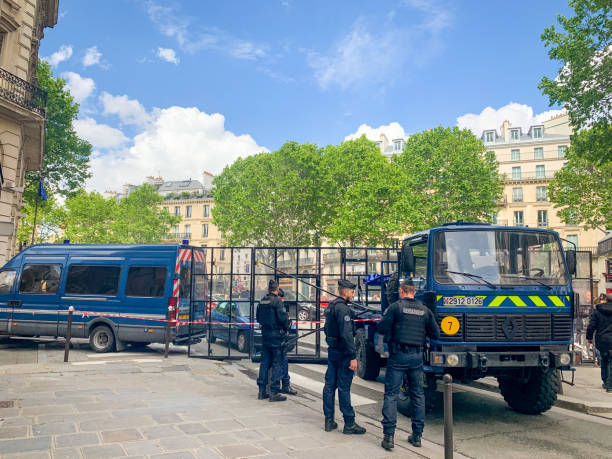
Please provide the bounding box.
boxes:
[443,296,484,306]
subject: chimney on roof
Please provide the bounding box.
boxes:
[500,120,511,142]
[202,171,214,191]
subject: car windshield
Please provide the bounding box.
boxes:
[433,230,569,286]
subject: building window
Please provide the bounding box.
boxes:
[202,224,209,237]
[511,129,520,141]
[511,149,520,161]
[566,234,578,249]
[393,140,403,152]
[219,249,225,260]
[184,225,191,237]
[173,225,179,235]
[558,145,567,158]
[186,206,192,218]
[536,186,547,201]
[536,165,546,178]
[512,187,523,202]
[537,210,548,227]
[534,147,544,159]
[163,206,169,213]
[532,126,543,138]
[513,211,524,226]
[485,131,494,143]
[174,206,180,216]
[512,166,522,180]
[203,205,210,217]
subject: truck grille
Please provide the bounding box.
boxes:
[436,313,572,342]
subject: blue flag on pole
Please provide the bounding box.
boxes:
[38,180,47,201]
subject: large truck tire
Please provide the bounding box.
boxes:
[355,328,381,380]
[386,272,399,306]
[498,367,560,414]
[398,372,440,416]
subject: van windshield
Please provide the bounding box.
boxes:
[433,230,569,287]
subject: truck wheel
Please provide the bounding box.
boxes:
[89,325,115,353]
[498,367,560,414]
[386,272,399,306]
[355,328,381,380]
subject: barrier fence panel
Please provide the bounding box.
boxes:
[187,246,395,362]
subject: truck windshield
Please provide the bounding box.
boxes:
[433,230,569,287]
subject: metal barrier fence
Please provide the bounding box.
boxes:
[184,247,396,362]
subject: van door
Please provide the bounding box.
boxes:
[59,259,123,339]
[13,258,65,337]
[0,270,17,334]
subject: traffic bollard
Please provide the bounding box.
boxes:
[443,374,454,459]
[64,306,74,362]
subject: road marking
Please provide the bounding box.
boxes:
[86,353,149,358]
[71,358,163,366]
[287,372,377,406]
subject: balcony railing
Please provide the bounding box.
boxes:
[503,171,558,181]
[164,233,192,240]
[0,67,47,117]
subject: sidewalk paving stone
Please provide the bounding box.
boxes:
[81,443,127,458]
[0,436,52,454]
[177,423,211,435]
[159,435,203,451]
[100,428,143,443]
[54,432,100,448]
[0,425,28,439]
[122,440,166,456]
[32,422,76,436]
[49,447,81,459]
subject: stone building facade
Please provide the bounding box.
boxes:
[0,0,58,264]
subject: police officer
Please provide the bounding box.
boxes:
[378,280,440,450]
[278,288,298,395]
[256,280,289,402]
[322,279,366,435]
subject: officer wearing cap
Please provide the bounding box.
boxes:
[378,280,440,450]
[278,288,298,396]
[322,279,366,435]
[256,280,290,402]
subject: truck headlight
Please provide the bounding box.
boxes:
[559,353,571,366]
[446,354,459,366]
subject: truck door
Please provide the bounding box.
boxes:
[0,270,17,334]
[12,258,64,337]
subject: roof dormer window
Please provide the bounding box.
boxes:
[484,131,495,143]
[510,129,520,141]
[393,140,403,152]
[532,126,543,139]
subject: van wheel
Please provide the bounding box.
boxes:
[89,325,115,353]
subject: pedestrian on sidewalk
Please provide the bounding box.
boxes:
[586,293,612,392]
[377,280,440,450]
[256,280,290,402]
[278,288,298,396]
[322,279,366,435]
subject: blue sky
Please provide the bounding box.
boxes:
[39,0,572,192]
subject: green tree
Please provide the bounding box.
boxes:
[54,190,118,243]
[319,137,403,246]
[393,127,504,231]
[539,0,611,163]
[17,190,60,245]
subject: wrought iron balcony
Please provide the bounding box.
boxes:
[0,67,47,117]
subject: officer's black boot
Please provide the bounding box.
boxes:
[381,434,394,450]
[324,418,338,432]
[257,388,269,400]
[281,384,298,395]
[268,393,287,402]
[408,433,422,447]
[343,422,366,435]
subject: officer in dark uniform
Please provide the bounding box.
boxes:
[378,280,440,450]
[322,279,366,435]
[278,288,298,395]
[256,280,289,402]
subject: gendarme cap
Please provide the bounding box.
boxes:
[338,279,356,289]
[278,288,285,298]
[268,279,279,291]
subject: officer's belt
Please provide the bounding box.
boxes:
[391,343,423,353]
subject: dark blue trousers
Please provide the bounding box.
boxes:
[282,352,290,387]
[257,345,283,394]
[601,349,612,389]
[381,349,425,436]
[322,348,355,423]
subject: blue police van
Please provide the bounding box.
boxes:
[0,244,207,352]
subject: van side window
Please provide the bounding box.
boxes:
[126,266,167,297]
[0,270,16,294]
[19,264,62,294]
[66,266,121,296]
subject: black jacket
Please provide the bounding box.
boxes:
[586,302,612,352]
[256,293,289,347]
[378,298,440,347]
[324,297,356,359]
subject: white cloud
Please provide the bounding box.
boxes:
[100,92,151,127]
[43,45,73,67]
[145,1,267,60]
[456,102,565,137]
[73,117,129,149]
[61,71,95,103]
[83,46,102,67]
[157,47,180,64]
[87,107,268,192]
[345,122,407,142]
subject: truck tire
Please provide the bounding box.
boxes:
[498,367,560,414]
[386,272,399,306]
[355,328,381,380]
[89,325,115,353]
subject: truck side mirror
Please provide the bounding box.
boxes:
[565,250,576,276]
[401,245,415,276]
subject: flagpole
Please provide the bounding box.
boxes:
[31,189,40,245]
